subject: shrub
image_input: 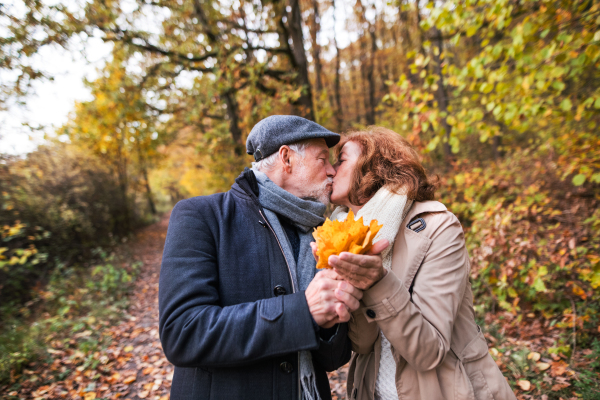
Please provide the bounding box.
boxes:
[438,133,600,335]
[0,144,142,319]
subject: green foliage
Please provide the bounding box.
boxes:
[437,133,600,329]
[574,339,600,398]
[382,0,600,169]
[0,249,141,384]
[0,222,49,311]
[87,252,141,296]
[2,0,600,393]
[0,146,130,311]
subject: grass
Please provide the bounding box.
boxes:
[0,247,141,388]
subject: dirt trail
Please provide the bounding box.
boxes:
[75,211,175,400]
[15,212,348,399]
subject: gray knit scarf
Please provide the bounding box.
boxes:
[252,167,325,400]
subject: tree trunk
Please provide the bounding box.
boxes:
[350,42,362,123]
[223,91,244,155]
[357,0,375,125]
[492,135,503,160]
[310,0,323,92]
[359,36,373,125]
[367,23,377,124]
[332,0,343,131]
[194,0,244,146]
[405,2,425,85]
[142,165,156,215]
[378,16,388,94]
[398,0,413,49]
[431,27,453,161]
[116,125,130,232]
[284,0,315,120]
[136,140,156,215]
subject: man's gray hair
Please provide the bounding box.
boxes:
[253,139,313,171]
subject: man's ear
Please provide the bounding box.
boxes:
[279,146,293,173]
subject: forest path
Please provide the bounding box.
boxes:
[27,212,347,399]
[14,210,578,400]
[78,211,174,400]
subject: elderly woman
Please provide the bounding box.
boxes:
[322,127,516,400]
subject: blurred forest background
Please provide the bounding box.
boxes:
[1,0,600,398]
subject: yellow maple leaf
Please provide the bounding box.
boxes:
[313,210,383,269]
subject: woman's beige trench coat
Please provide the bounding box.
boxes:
[347,201,516,400]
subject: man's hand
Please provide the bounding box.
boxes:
[328,239,390,291]
[305,269,363,328]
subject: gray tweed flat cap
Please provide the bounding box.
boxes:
[246,115,340,161]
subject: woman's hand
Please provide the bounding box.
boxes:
[328,239,389,290]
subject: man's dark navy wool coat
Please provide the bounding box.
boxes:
[159,169,351,400]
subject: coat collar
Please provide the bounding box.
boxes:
[231,167,262,206]
[392,201,447,291]
[403,200,447,223]
[234,167,259,196]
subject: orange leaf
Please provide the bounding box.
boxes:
[123,376,137,384]
[313,210,383,269]
[143,367,154,375]
[551,383,570,391]
[572,284,586,299]
[550,360,569,377]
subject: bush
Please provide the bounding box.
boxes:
[438,133,600,335]
[0,250,141,384]
[0,144,142,319]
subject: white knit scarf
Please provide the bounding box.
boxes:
[331,186,413,400]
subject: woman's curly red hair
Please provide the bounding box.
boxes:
[334,127,438,206]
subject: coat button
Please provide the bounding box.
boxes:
[279,361,294,374]
[366,309,376,318]
[273,285,287,296]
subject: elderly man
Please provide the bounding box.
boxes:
[159,116,365,400]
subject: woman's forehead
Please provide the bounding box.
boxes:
[341,140,361,155]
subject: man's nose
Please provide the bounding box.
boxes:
[326,161,336,177]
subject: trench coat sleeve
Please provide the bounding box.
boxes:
[158,199,319,368]
[347,306,379,354]
[360,212,469,372]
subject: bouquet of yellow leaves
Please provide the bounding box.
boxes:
[312,210,383,269]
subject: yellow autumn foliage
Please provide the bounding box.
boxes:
[312,210,383,269]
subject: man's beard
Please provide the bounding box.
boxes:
[299,176,333,205]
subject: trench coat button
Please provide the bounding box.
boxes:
[273,285,286,296]
[366,309,376,318]
[279,361,294,374]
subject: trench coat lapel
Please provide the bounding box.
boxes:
[392,201,447,290]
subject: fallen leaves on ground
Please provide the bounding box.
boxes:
[2,215,173,399]
[3,213,596,400]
